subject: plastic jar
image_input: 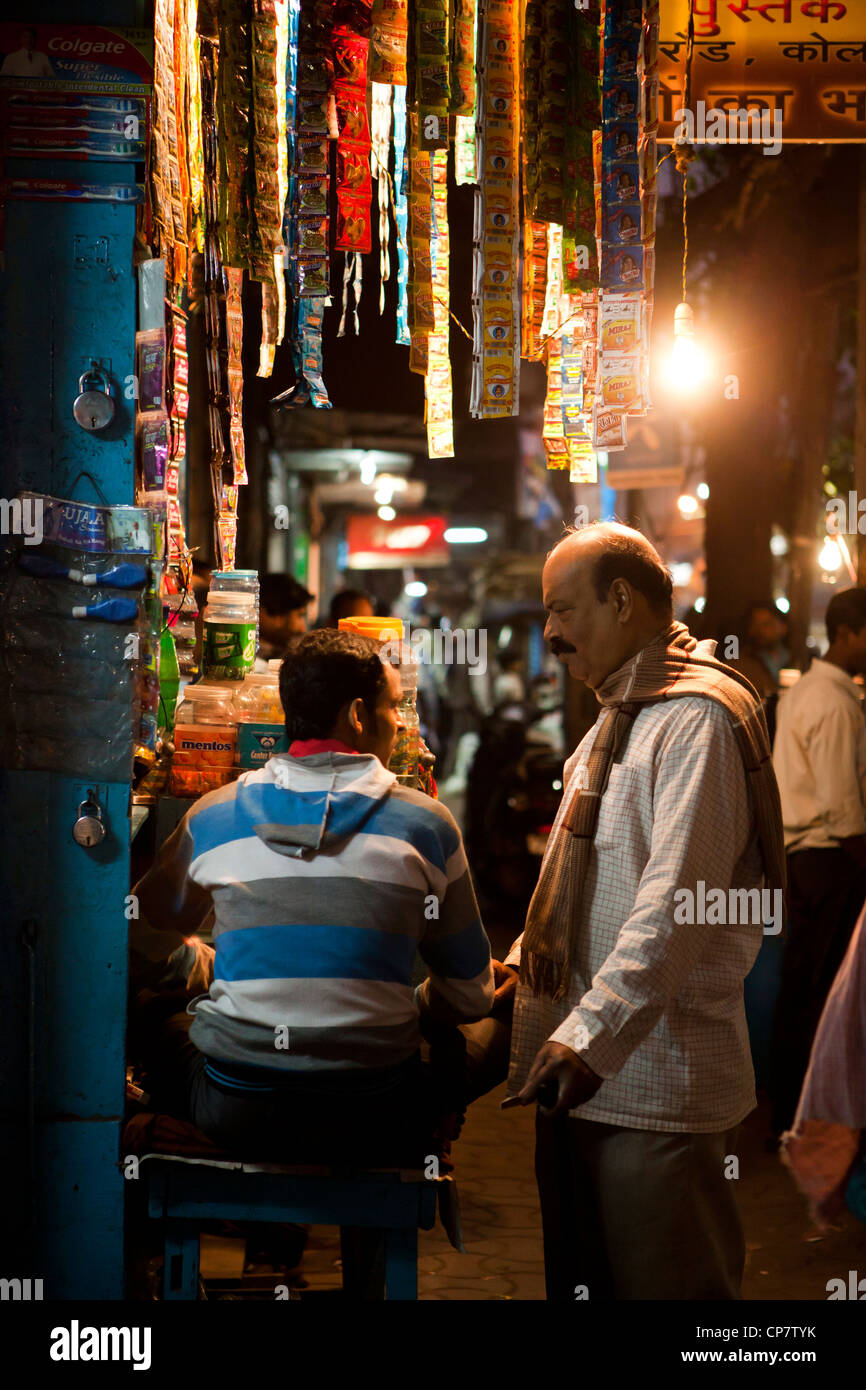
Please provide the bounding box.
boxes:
[175,685,237,726]
[210,570,260,661]
[234,672,283,725]
[389,644,420,785]
[234,671,286,768]
[171,685,238,797]
[212,570,258,634]
[202,589,257,680]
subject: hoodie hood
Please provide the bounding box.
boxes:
[236,751,397,858]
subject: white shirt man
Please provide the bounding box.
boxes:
[769,590,866,1137]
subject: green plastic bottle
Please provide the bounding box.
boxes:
[159,626,181,735]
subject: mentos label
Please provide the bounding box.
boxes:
[237,722,288,769]
[173,723,236,767]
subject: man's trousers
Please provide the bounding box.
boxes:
[534,1112,744,1301]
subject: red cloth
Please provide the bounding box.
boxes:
[288,738,359,757]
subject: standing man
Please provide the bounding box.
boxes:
[500,523,785,1301]
[769,587,866,1137]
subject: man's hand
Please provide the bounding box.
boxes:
[492,959,519,1008]
[516,1041,602,1117]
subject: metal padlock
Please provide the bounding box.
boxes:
[72,366,115,432]
[73,795,106,848]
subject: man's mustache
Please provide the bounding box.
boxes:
[549,639,576,656]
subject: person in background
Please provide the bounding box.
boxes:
[257,573,314,663]
[743,601,790,694]
[326,587,374,628]
[769,586,866,1138]
[492,649,526,722]
[497,522,784,1301]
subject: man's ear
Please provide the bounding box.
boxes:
[346,696,366,736]
[610,579,631,618]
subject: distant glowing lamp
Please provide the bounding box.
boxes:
[677,492,700,518]
[819,537,842,576]
[445,527,488,544]
[377,504,396,521]
[405,581,428,598]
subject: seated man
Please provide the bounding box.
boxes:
[129,629,496,1166]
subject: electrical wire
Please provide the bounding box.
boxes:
[673,0,696,304]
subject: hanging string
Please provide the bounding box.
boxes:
[674,0,696,303]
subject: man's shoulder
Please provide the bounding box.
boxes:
[386,783,460,833]
[780,665,854,725]
[636,692,736,740]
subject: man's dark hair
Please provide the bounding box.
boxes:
[826,587,866,644]
[328,588,373,626]
[278,629,387,740]
[744,599,785,627]
[260,572,314,615]
[590,533,673,615]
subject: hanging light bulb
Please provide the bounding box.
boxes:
[668,301,708,391]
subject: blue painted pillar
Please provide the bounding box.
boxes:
[0,5,141,1299]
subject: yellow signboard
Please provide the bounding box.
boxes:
[659,1,866,142]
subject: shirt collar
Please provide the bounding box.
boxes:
[288,738,360,757]
[808,657,863,699]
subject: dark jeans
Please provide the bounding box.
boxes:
[133,999,513,1167]
[769,848,866,1136]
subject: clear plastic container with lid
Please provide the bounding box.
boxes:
[234,669,287,769]
[390,641,420,784]
[211,570,260,653]
[171,683,238,797]
[202,589,257,680]
[175,684,238,726]
[234,670,283,725]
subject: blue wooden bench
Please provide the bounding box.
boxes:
[142,1153,441,1300]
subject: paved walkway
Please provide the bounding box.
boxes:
[419,1084,542,1300]
[201,1090,865,1300]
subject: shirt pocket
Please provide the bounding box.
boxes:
[592,763,640,849]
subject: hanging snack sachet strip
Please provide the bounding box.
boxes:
[425,148,454,458]
[471,0,520,419]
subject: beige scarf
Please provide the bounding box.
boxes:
[520,621,786,1002]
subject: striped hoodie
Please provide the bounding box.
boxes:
[131,749,494,1075]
